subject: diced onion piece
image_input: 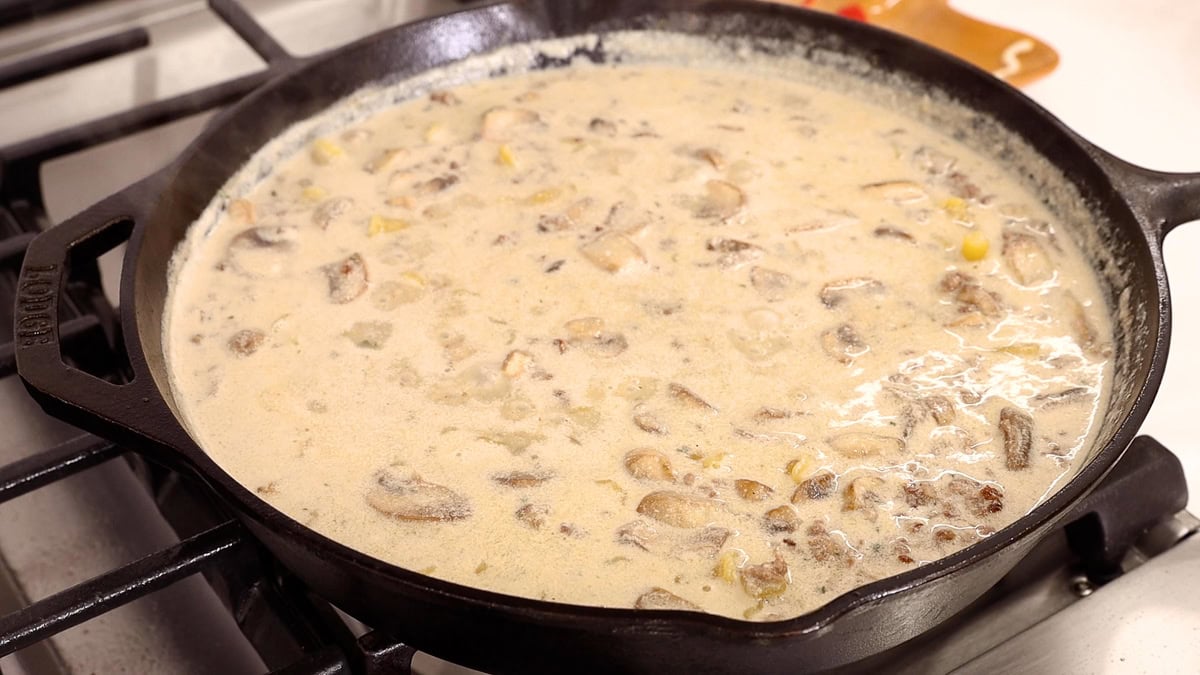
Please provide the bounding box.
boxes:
[228,199,255,224]
[302,186,328,202]
[634,588,699,611]
[310,138,343,165]
[942,197,970,220]
[579,232,646,273]
[714,549,742,583]
[368,214,411,237]
[497,144,517,167]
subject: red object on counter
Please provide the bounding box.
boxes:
[837,4,868,21]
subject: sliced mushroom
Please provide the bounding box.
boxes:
[862,180,927,204]
[828,432,903,458]
[788,208,860,233]
[923,395,956,425]
[786,456,816,483]
[343,320,393,349]
[568,329,629,358]
[413,175,459,196]
[633,410,669,435]
[694,180,746,219]
[579,232,647,273]
[429,90,460,105]
[1033,386,1092,408]
[841,476,885,516]
[476,430,543,454]
[312,197,354,229]
[999,407,1033,470]
[754,406,793,422]
[969,484,1005,517]
[635,587,700,611]
[1065,292,1111,357]
[728,327,791,362]
[1003,232,1054,285]
[564,317,604,339]
[428,360,513,404]
[734,479,774,502]
[624,448,677,482]
[819,277,885,309]
[558,523,586,538]
[667,383,717,412]
[227,199,255,224]
[694,147,725,170]
[706,237,763,269]
[232,225,298,249]
[933,527,958,544]
[636,491,721,528]
[223,226,299,277]
[371,278,425,310]
[946,171,983,201]
[366,469,470,522]
[616,520,726,560]
[683,527,732,559]
[821,324,868,364]
[947,312,988,329]
[763,505,801,533]
[588,117,618,136]
[341,128,372,144]
[322,253,368,304]
[740,553,789,600]
[641,299,684,317]
[515,503,549,530]
[899,402,928,440]
[807,521,853,565]
[913,146,957,175]
[492,470,554,488]
[902,481,937,508]
[481,107,539,141]
[939,270,975,293]
[615,520,658,551]
[955,284,1003,318]
[749,266,794,302]
[792,471,836,502]
[873,225,914,241]
[363,149,406,174]
[228,329,265,357]
[501,350,535,378]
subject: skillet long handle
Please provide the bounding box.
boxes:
[1150,171,1200,237]
[14,175,184,456]
[1088,148,1200,240]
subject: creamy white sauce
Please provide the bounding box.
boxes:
[164,57,1112,621]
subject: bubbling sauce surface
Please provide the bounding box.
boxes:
[165,60,1112,620]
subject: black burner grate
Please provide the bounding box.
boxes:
[0,435,416,673]
[0,2,417,672]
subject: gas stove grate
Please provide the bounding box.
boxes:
[0,434,418,674]
[0,0,292,380]
[0,1,420,672]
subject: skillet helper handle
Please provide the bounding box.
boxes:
[15,178,158,445]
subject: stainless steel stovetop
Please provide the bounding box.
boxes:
[0,1,1197,673]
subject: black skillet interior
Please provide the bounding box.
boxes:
[15,0,1200,672]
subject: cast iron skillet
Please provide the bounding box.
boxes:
[13,1,1200,672]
